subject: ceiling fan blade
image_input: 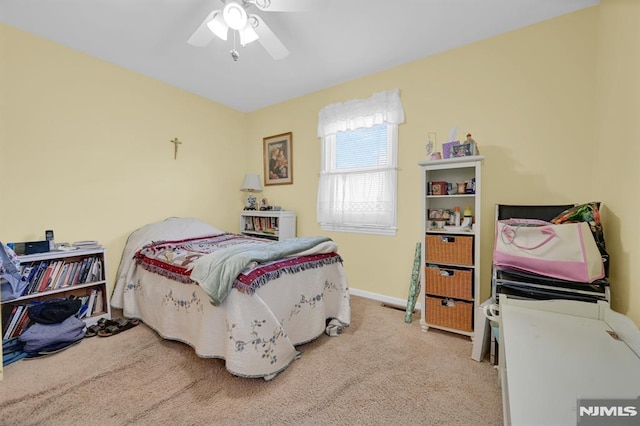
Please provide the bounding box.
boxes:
[187,10,220,47]
[251,14,289,60]
[253,0,324,12]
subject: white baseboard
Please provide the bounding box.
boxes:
[349,288,423,311]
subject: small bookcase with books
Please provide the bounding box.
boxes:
[240,210,296,241]
[1,246,111,340]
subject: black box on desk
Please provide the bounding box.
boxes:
[13,241,50,255]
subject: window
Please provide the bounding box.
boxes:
[316,89,404,235]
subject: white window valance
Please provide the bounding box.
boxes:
[317,89,405,138]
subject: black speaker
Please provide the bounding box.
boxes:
[15,241,50,255]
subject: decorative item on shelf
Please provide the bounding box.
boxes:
[240,173,263,210]
[263,132,293,186]
[451,141,476,157]
[466,178,476,194]
[442,126,461,159]
[451,133,480,158]
[426,132,442,160]
[462,206,473,229]
[430,181,448,196]
[457,182,467,194]
[425,133,434,157]
[442,141,460,159]
[428,208,455,229]
[259,198,272,211]
[429,218,448,230]
[465,133,475,144]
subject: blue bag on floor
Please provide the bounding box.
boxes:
[19,316,85,353]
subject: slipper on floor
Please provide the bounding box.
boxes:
[97,318,140,337]
[84,318,117,338]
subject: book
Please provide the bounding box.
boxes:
[45,260,63,290]
[53,260,67,287]
[53,263,69,289]
[25,265,39,288]
[11,309,31,338]
[62,262,77,287]
[37,262,56,292]
[80,257,95,283]
[72,240,99,247]
[93,259,103,281]
[93,290,104,314]
[85,289,97,318]
[3,305,24,339]
[75,258,88,284]
[27,261,48,294]
[2,305,18,337]
[20,265,34,282]
[67,261,81,287]
[71,260,85,286]
[77,304,88,319]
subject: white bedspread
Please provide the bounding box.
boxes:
[110,217,351,379]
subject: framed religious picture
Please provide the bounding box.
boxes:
[263,132,293,186]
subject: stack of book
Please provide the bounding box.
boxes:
[18,256,103,296]
[1,305,31,340]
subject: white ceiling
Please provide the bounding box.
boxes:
[1,0,599,112]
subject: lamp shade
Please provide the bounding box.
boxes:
[207,12,229,41]
[240,173,263,192]
[223,1,248,30]
[239,24,259,46]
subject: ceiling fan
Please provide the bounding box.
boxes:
[188,0,315,61]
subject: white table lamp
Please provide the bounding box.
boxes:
[240,173,263,210]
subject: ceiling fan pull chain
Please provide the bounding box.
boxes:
[230,31,240,62]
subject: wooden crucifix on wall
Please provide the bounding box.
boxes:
[170,137,182,160]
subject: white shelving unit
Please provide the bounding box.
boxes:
[240,210,296,241]
[418,156,484,338]
[1,246,111,341]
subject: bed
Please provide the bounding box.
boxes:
[111,217,350,380]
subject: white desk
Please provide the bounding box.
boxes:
[499,295,640,425]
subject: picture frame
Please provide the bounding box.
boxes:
[442,141,460,159]
[263,132,293,186]
[450,142,476,158]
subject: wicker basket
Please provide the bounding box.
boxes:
[425,266,473,300]
[426,296,473,332]
[425,234,473,266]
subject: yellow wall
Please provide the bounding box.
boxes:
[594,0,640,322]
[0,25,247,283]
[247,8,600,305]
[2,1,639,325]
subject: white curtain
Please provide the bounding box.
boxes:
[317,90,404,234]
[317,89,405,138]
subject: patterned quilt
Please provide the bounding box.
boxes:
[135,233,342,295]
[112,217,351,379]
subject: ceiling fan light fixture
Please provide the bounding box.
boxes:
[223,2,248,31]
[239,24,259,46]
[207,12,229,40]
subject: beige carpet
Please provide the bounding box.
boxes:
[0,296,503,426]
